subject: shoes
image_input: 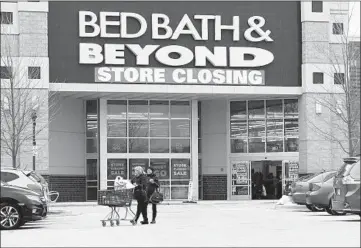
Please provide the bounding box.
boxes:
[150,220,156,224]
[130,219,137,225]
[140,221,149,225]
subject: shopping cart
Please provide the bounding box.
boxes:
[98,188,135,227]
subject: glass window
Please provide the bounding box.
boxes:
[86,139,97,153]
[171,159,191,180]
[0,66,12,79]
[171,139,190,153]
[248,100,265,119]
[284,99,298,119]
[267,119,283,137]
[171,120,190,137]
[333,23,344,35]
[150,101,169,119]
[313,72,324,84]
[150,159,170,180]
[285,138,299,152]
[87,188,97,201]
[28,67,41,79]
[107,159,127,180]
[150,139,169,153]
[231,138,247,153]
[170,101,190,119]
[334,73,345,85]
[86,159,98,181]
[249,137,265,153]
[0,12,13,24]
[107,138,127,153]
[129,159,149,178]
[248,120,265,137]
[171,187,188,199]
[86,120,98,137]
[107,119,127,137]
[312,1,323,12]
[285,119,299,137]
[86,100,98,120]
[150,120,169,137]
[231,120,247,138]
[230,101,247,119]
[266,137,284,152]
[107,100,127,119]
[129,138,149,153]
[350,161,360,180]
[128,100,148,119]
[0,172,20,182]
[266,100,283,119]
[129,120,149,137]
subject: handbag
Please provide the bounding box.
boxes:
[149,188,164,204]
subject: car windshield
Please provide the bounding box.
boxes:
[303,172,322,182]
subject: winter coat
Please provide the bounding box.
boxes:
[131,174,148,201]
[146,173,160,198]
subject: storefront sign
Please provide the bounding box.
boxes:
[49,2,301,86]
[107,159,127,180]
[150,159,169,180]
[171,159,190,180]
[232,162,248,185]
[288,162,299,181]
[129,159,149,177]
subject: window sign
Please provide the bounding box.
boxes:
[171,159,190,180]
[107,159,127,180]
[150,159,170,180]
[129,159,149,178]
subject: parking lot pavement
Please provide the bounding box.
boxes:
[1,201,360,247]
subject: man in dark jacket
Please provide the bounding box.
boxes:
[130,166,148,225]
[146,167,159,224]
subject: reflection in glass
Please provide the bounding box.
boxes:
[266,100,283,118]
[171,139,190,153]
[284,99,299,118]
[248,120,265,137]
[129,120,149,137]
[150,139,169,153]
[232,186,249,195]
[129,138,149,153]
[107,119,126,137]
[87,188,97,201]
[286,138,299,152]
[107,138,127,153]
[231,138,247,153]
[171,187,188,199]
[150,120,169,137]
[266,137,284,152]
[150,101,169,119]
[129,159,149,177]
[170,101,190,119]
[284,119,299,137]
[86,100,98,120]
[128,100,148,119]
[107,100,127,119]
[171,120,190,137]
[159,186,170,200]
[230,101,247,119]
[231,120,247,138]
[86,159,97,180]
[248,100,265,119]
[248,137,265,153]
[86,139,97,153]
[266,119,283,137]
[86,120,98,137]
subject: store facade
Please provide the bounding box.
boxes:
[1,1,350,201]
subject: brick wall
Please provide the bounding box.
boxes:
[202,175,227,200]
[46,175,86,202]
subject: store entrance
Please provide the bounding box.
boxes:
[251,160,283,200]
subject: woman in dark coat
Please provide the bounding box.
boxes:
[130,166,148,225]
[146,167,160,224]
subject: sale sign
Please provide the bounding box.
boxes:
[171,159,190,180]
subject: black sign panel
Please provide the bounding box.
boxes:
[171,159,190,180]
[150,159,170,180]
[129,159,149,178]
[48,1,301,86]
[107,159,127,180]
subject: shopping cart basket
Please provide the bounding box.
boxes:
[98,188,135,227]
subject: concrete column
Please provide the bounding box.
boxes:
[99,99,107,190]
[191,100,199,201]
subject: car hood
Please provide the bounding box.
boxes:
[2,184,40,196]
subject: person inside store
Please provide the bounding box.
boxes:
[130,166,148,225]
[146,167,160,224]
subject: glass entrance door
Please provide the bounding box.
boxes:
[230,161,251,200]
[282,160,299,195]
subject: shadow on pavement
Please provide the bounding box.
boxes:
[19,226,45,230]
[333,219,360,222]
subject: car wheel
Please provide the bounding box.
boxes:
[326,207,334,215]
[328,201,346,216]
[0,203,22,230]
[306,204,314,211]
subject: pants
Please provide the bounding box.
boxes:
[148,203,157,221]
[134,199,148,222]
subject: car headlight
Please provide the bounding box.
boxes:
[26,195,41,202]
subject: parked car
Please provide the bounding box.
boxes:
[291,170,337,211]
[332,157,360,216]
[1,168,48,216]
[1,181,46,230]
[306,175,345,215]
